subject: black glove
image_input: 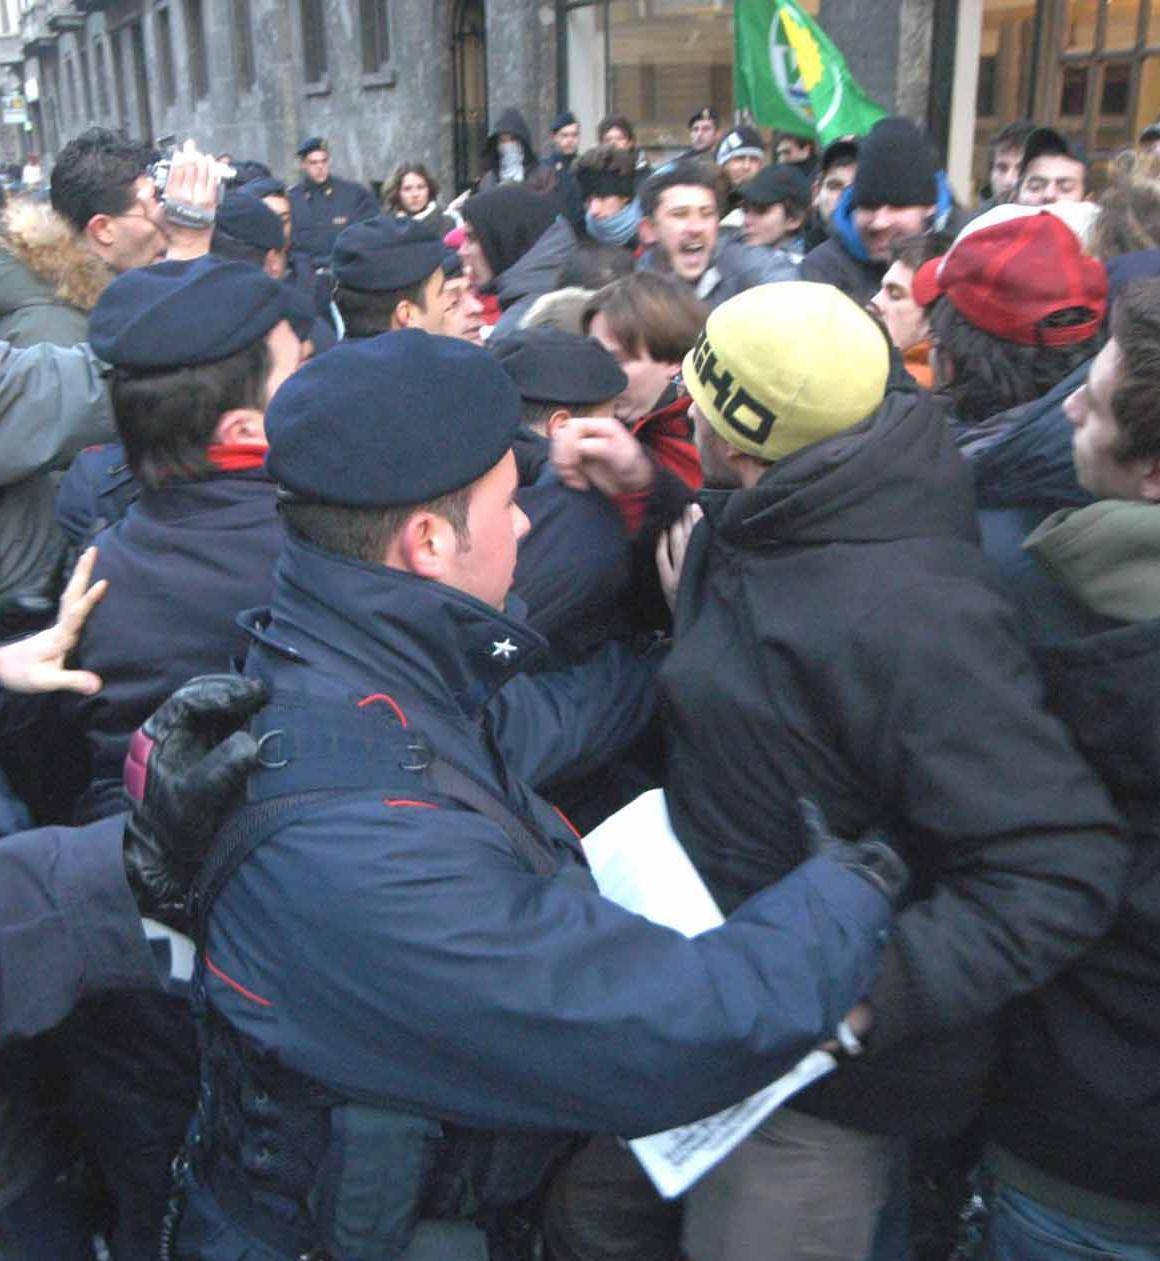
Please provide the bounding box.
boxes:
[122,674,268,926]
[799,797,909,906]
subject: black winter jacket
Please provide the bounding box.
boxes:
[989,618,1160,1205]
[660,387,1127,1135]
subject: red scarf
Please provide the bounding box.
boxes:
[206,442,268,473]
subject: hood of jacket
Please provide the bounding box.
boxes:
[0,200,112,316]
[495,215,576,311]
[1024,500,1160,624]
[949,358,1094,511]
[483,108,537,171]
[711,384,977,550]
[829,171,957,265]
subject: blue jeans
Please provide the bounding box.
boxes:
[984,1181,1160,1260]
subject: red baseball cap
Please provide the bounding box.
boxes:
[912,205,1107,347]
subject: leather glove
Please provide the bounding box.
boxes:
[122,674,268,926]
[799,797,909,906]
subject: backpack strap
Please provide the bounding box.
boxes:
[192,689,567,943]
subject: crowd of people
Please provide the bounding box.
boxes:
[0,97,1158,1261]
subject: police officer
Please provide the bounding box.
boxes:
[173,330,902,1260]
[288,137,378,270]
[0,562,265,1042]
[331,215,454,337]
[491,326,632,663]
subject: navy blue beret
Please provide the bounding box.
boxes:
[552,110,578,133]
[89,256,290,369]
[215,192,285,251]
[242,175,288,200]
[297,135,326,157]
[491,328,626,405]
[229,159,272,189]
[265,331,521,506]
[332,216,446,292]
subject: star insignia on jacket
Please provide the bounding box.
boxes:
[491,638,518,660]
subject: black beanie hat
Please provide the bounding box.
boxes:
[462,185,558,278]
[851,117,937,209]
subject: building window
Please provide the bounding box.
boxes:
[360,0,392,77]
[111,27,129,128]
[562,0,779,159]
[185,0,209,99]
[1055,0,1160,165]
[155,4,177,106]
[65,58,79,122]
[300,0,328,84]
[78,46,95,120]
[233,0,255,88]
[95,39,111,117]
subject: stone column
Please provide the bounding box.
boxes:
[486,0,556,150]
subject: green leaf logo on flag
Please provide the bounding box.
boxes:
[734,0,887,144]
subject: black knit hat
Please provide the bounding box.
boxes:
[851,117,937,209]
[551,110,578,133]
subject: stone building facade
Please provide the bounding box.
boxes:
[11,1,1155,203]
[10,0,938,195]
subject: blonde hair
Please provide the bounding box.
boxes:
[1089,151,1160,260]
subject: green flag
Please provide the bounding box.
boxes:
[734,0,886,144]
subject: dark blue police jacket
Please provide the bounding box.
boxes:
[67,470,283,822]
[184,532,891,1257]
[288,176,378,267]
[56,442,138,546]
[513,427,632,664]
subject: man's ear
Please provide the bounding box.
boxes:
[543,407,573,439]
[390,300,414,331]
[637,216,657,246]
[212,408,266,447]
[389,510,458,581]
[1137,458,1160,503]
[85,214,118,252]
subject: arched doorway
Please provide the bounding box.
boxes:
[452,0,487,192]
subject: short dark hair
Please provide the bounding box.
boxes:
[111,339,270,487]
[597,114,635,144]
[889,230,953,272]
[281,488,472,564]
[639,159,718,219]
[988,120,1035,160]
[209,232,271,268]
[382,162,440,213]
[520,398,608,429]
[930,298,1103,426]
[335,275,432,338]
[582,272,706,364]
[560,242,634,290]
[777,132,816,153]
[50,128,153,233]
[1109,279,1160,463]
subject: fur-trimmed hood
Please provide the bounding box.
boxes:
[0,199,112,316]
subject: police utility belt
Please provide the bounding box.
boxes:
[183,686,587,1261]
